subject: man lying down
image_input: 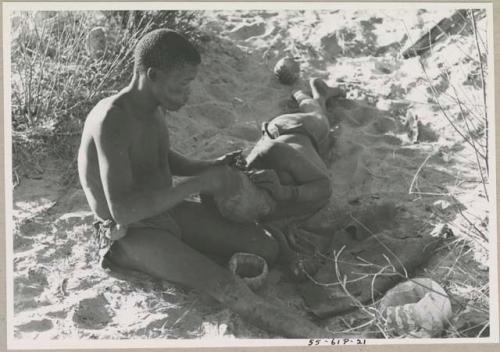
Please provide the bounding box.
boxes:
[78,29,340,338]
[212,76,340,223]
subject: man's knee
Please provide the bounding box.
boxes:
[104,237,139,272]
[105,229,148,267]
[246,139,276,169]
[253,231,279,264]
[257,140,289,167]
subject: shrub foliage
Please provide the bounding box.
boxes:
[11,10,203,183]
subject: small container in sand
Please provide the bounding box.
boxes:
[229,252,269,291]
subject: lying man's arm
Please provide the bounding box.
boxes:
[246,139,332,219]
[95,108,238,226]
[249,169,331,204]
[250,168,331,221]
[249,141,332,204]
[250,169,331,221]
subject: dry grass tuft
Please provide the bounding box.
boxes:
[11,10,204,185]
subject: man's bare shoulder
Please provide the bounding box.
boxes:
[84,94,132,138]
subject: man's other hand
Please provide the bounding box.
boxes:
[248,169,290,201]
[200,165,241,195]
[213,150,245,168]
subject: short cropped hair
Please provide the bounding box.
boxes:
[133,29,201,74]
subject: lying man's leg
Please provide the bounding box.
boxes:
[105,226,328,338]
[248,78,339,173]
[297,77,345,113]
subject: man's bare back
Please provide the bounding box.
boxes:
[77,29,329,337]
[79,94,171,223]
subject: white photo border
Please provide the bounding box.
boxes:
[3,1,498,350]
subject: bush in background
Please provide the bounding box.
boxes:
[11,10,204,185]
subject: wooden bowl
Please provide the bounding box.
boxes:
[229,252,269,290]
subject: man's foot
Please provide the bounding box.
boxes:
[292,90,313,107]
[292,79,345,113]
[309,78,346,110]
[309,78,330,100]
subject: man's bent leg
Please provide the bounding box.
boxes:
[105,228,328,338]
[170,201,279,264]
[106,228,236,296]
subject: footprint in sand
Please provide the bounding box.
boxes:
[18,219,52,237]
[321,33,343,59]
[46,309,68,319]
[36,238,77,264]
[27,267,49,286]
[16,318,53,332]
[228,21,266,40]
[13,234,35,252]
[14,273,47,312]
[73,294,113,329]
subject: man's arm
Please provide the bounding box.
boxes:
[169,149,244,176]
[252,169,331,221]
[94,108,234,226]
[169,150,215,176]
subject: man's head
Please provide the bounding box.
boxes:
[134,29,201,111]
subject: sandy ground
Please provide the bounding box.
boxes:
[12,9,491,339]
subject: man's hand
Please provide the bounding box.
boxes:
[248,169,290,201]
[213,150,246,169]
[199,165,242,196]
[170,149,244,176]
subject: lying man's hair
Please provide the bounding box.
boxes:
[133,29,201,74]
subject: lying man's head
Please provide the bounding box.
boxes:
[134,29,201,111]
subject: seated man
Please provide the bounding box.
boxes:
[77,29,327,338]
[245,78,341,221]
